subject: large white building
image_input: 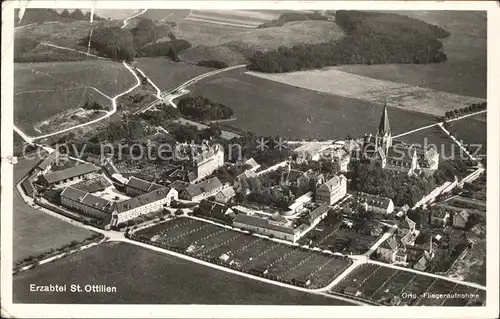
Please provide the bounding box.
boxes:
[316,175,347,205]
[112,187,178,226]
[180,177,223,202]
[193,144,224,182]
[232,214,308,242]
[352,191,394,216]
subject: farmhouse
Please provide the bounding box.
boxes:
[125,176,164,196]
[316,174,347,205]
[180,177,223,202]
[35,151,60,174]
[168,180,190,192]
[214,186,236,204]
[452,210,470,229]
[40,163,98,187]
[281,167,305,187]
[168,168,198,184]
[195,199,235,223]
[111,187,178,226]
[377,236,399,263]
[352,191,394,216]
[234,169,256,192]
[232,214,308,242]
[21,177,36,197]
[60,186,115,222]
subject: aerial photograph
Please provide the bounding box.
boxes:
[10,6,488,308]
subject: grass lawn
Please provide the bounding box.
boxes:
[190,69,435,140]
[133,57,212,91]
[246,68,484,117]
[15,60,136,97]
[13,242,354,305]
[447,114,487,154]
[335,11,486,99]
[14,60,136,135]
[397,125,457,159]
[13,157,94,263]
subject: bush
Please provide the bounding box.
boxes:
[177,95,234,121]
[197,60,229,69]
[138,39,192,58]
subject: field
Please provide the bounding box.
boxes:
[446,114,487,154]
[135,217,353,289]
[13,241,354,305]
[397,125,456,159]
[14,60,136,135]
[13,157,94,263]
[246,69,484,117]
[189,68,435,140]
[335,11,486,99]
[331,263,485,306]
[133,57,212,91]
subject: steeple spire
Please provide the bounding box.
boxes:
[378,102,391,135]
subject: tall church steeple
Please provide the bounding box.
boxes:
[376,102,392,151]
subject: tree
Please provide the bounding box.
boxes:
[60,9,70,19]
[70,9,85,20]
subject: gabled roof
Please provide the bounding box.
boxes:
[318,175,346,192]
[61,186,114,214]
[354,192,392,209]
[400,216,416,230]
[43,163,97,184]
[217,186,236,199]
[233,214,297,234]
[168,180,190,191]
[236,170,256,180]
[184,177,223,198]
[308,203,329,222]
[455,210,470,221]
[37,151,59,170]
[115,187,172,213]
[380,236,399,250]
[126,176,163,193]
[244,158,259,169]
[430,209,449,219]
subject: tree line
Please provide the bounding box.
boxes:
[444,102,487,119]
[83,26,136,61]
[14,8,104,26]
[259,12,329,28]
[248,10,450,73]
[177,96,234,121]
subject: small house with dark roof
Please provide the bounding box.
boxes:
[452,210,470,229]
[40,163,97,187]
[398,216,417,237]
[195,199,235,223]
[168,180,190,192]
[125,176,164,196]
[413,250,434,271]
[214,186,236,204]
[377,235,399,263]
[281,168,305,187]
[299,203,330,226]
[180,177,223,202]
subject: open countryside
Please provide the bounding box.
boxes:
[10,7,490,310]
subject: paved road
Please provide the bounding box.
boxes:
[134,64,248,114]
[121,9,148,29]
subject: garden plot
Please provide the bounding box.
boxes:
[370,270,416,302]
[416,279,458,306]
[281,253,332,282]
[356,266,397,299]
[267,249,312,278]
[164,223,220,247]
[141,218,200,239]
[198,232,246,258]
[309,257,352,289]
[230,238,268,264]
[240,243,289,271]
